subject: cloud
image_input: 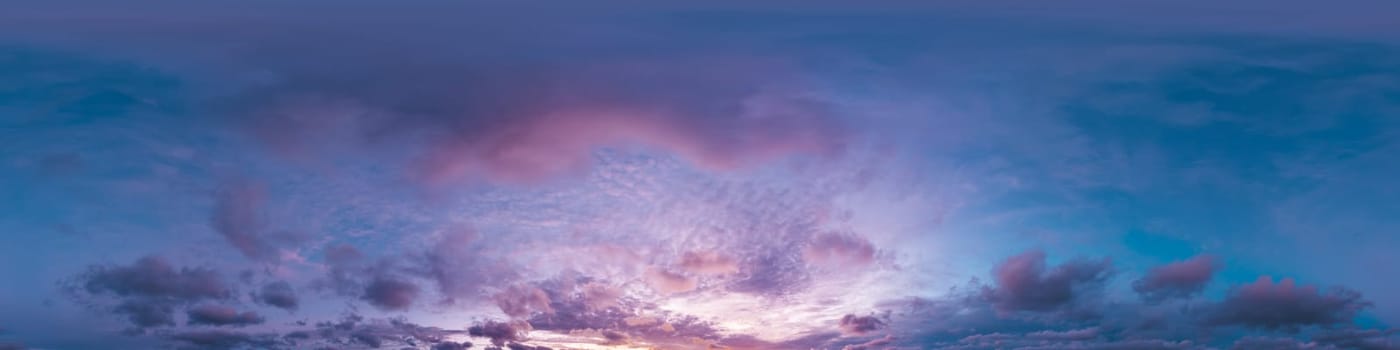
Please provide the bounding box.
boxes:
[468,320,531,347]
[168,330,279,350]
[1027,327,1100,341]
[981,250,1112,313]
[842,335,893,350]
[74,256,234,328]
[645,268,697,295]
[838,314,885,335]
[209,182,303,262]
[361,276,420,311]
[294,314,462,349]
[494,285,554,318]
[115,299,175,328]
[432,342,474,350]
[252,281,298,311]
[432,342,473,350]
[1310,328,1399,350]
[677,251,740,275]
[1208,276,1370,331]
[185,305,263,327]
[1133,255,1219,301]
[803,232,877,267]
[417,230,519,300]
[81,256,231,301]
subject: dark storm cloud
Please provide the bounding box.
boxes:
[981,250,1112,313]
[253,281,298,311]
[1208,277,1370,331]
[1133,255,1219,302]
[185,305,264,327]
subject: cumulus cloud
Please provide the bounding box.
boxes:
[1209,276,1370,331]
[74,256,234,328]
[1134,255,1219,301]
[495,285,554,319]
[185,305,263,327]
[468,320,531,347]
[252,281,298,311]
[839,314,885,335]
[361,276,420,311]
[981,250,1112,313]
[81,256,230,301]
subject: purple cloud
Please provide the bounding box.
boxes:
[168,330,279,350]
[494,285,554,318]
[209,182,304,262]
[839,314,885,335]
[468,320,530,347]
[981,250,1112,313]
[252,281,298,311]
[803,232,877,267]
[114,299,175,328]
[81,256,230,301]
[185,305,263,327]
[1134,255,1219,301]
[1209,276,1370,331]
[361,276,420,311]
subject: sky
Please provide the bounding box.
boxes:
[2,1,1399,349]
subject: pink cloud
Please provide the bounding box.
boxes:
[1133,255,1219,301]
[645,268,698,294]
[677,251,740,275]
[803,232,877,267]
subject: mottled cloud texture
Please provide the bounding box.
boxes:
[2,0,1400,349]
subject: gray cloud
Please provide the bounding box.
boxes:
[253,281,298,311]
[185,305,264,327]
